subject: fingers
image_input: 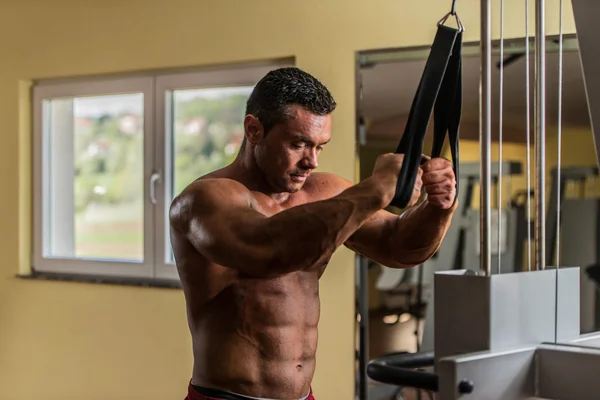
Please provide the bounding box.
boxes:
[424,181,455,195]
[422,157,453,182]
[408,191,422,207]
[421,157,451,173]
[412,167,423,189]
[421,157,456,210]
[378,155,455,209]
[422,168,454,184]
[408,179,423,207]
[423,169,455,195]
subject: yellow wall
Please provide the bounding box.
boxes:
[0,0,577,399]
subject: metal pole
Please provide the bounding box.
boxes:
[498,0,505,274]
[480,0,492,276]
[535,0,546,270]
[526,0,532,272]
[554,0,564,344]
[358,255,370,400]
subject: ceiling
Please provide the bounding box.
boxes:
[360,45,591,144]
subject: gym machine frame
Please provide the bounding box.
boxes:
[364,0,600,398]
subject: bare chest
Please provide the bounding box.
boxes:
[247,190,307,218]
[245,191,331,278]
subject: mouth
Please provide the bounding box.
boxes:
[290,173,309,183]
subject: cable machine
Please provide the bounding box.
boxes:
[359,0,600,398]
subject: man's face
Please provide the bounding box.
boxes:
[250,105,332,193]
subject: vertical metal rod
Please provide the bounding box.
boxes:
[535,0,546,270]
[358,255,369,400]
[526,0,532,272]
[555,0,563,270]
[554,0,564,345]
[480,0,492,276]
[498,0,505,274]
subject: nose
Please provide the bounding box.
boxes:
[301,148,319,170]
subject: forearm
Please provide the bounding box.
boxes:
[259,177,386,276]
[389,199,457,265]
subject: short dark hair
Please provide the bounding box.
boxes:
[245,67,337,135]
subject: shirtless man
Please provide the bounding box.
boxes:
[169,67,457,400]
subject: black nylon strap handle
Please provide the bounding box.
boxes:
[389,25,462,209]
[432,29,462,204]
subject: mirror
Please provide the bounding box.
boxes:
[354,34,600,399]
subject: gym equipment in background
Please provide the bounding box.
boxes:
[364,0,600,398]
[546,166,600,333]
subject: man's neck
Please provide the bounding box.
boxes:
[231,150,292,203]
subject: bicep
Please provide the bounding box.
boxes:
[188,205,270,260]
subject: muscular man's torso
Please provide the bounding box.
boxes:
[171,168,343,399]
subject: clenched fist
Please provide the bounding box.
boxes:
[420,156,456,209]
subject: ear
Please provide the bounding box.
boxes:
[244,114,264,145]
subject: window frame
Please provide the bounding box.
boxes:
[33,76,156,279]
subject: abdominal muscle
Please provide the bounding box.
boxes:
[189,270,321,399]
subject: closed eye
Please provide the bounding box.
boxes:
[291,138,327,151]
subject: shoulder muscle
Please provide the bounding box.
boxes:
[169,178,252,231]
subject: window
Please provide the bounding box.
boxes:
[33,62,289,283]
